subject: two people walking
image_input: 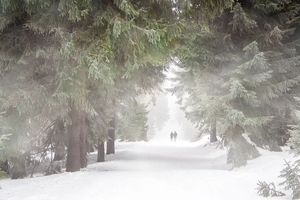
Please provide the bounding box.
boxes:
[170,131,178,142]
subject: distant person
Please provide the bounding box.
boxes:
[173,131,178,142]
[170,131,174,141]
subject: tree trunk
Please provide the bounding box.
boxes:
[88,143,95,153]
[9,156,26,179]
[210,118,218,143]
[0,160,9,174]
[66,108,88,172]
[97,139,105,162]
[53,119,66,161]
[54,144,65,161]
[226,125,260,167]
[80,117,88,168]
[106,117,115,154]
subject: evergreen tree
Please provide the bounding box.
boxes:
[257,181,285,197]
[117,99,148,142]
[172,0,300,167]
[221,41,273,166]
[279,160,300,199]
[0,0,181,175]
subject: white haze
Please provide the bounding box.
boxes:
[147,64,199,141]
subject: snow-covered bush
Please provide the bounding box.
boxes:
[257,124,300,199]
[279,160,300,199]
[257,181,285,197]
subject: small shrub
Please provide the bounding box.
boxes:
[257,181,285,197]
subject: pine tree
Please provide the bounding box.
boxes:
[117,99,148,142]
[0,0,181,175]
[172,0,300,167]
[257,181,285,197]
[279,160,300,199]
[220,41,275,166]
[170,25,225,143]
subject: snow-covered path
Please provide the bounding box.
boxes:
[0,141,291,200]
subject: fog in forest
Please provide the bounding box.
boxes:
[147,65,198,141]
[0,1,300,200]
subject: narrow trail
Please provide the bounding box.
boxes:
[0,141,289,200]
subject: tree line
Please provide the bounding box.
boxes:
[0,0,179,178]
[171,0,300,167]
[0,0,299,188]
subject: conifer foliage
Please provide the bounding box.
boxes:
[257,181,285,197]
[171,0,300,167]
[117,99,148,142]
[0,0,299,187]
[0,0,180,176]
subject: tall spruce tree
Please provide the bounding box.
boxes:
[0,0,183,175]
[172,0,300,167]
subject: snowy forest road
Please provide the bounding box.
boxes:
[0,141,290,200]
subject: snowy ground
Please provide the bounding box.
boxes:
[0,138,294,200]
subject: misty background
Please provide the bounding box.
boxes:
[145,65,198,141]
